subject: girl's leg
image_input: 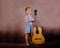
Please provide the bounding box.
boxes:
[29,25,33,44]
[25,33,29,46]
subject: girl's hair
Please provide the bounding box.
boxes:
[25,7,31,11]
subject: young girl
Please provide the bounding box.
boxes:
[25,7,34,46]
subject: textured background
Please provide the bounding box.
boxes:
[0,0,60,36]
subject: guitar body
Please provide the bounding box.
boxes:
[32,27,45,44]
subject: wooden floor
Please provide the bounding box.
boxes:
[0,41,60,48]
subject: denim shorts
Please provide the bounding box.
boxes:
[25,23,33,33]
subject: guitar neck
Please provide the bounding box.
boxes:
[35,15,39,27]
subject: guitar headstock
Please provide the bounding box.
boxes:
[34,9,37,16]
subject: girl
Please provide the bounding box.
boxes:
[25,7,34,46]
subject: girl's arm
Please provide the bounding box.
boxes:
[25,16,34,22]
[28,19,34,22]
[25,16,28,22]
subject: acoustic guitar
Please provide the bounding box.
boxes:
[32,10,45,44]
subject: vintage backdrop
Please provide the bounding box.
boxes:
[0,0,60,37]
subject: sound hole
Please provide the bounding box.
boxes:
[36,30,39,34]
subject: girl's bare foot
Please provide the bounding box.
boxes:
[26,43,29,46]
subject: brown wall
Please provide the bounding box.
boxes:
[0,0,60,36]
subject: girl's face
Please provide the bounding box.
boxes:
[26,8,31,15]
